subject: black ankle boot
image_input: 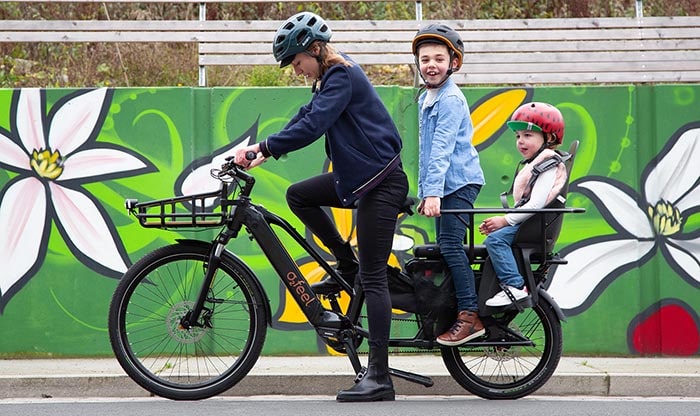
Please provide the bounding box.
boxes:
[336,344,394,402]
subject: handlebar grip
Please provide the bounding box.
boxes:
[125,199,139,210]
[245,151,257,161]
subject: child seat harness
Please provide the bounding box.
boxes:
[500,150,571,209]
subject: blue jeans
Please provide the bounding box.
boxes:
[436,184,481,312]
[484,224,525,288]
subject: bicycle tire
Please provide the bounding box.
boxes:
[440,296,562,399]
[108,242,268,400]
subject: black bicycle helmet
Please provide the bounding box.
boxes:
[273,11,332,68]
[412,23,464,71]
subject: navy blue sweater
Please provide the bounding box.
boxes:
[259,57,403,206]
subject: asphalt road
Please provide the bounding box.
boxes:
[3,396,700,416]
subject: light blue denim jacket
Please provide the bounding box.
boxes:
[417,78,485,200]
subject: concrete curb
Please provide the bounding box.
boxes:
[3,374,700,399]
[2,356,699,399]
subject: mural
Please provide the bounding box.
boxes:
[0,89,155,313]
[0,85,698,357]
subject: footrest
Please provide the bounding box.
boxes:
[483,295,534,315]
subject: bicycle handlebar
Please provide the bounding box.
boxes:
[217,152,259,198]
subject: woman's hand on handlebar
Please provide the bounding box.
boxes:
[234,144,266,170]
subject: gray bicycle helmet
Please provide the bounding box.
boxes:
[273,12,332,68]
[412,23,464,71]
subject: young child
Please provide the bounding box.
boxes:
[479,102,568,306]
[412,24,486,346]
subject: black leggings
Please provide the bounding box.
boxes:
[286,168,409,347]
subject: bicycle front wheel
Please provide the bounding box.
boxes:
[441,296,562,399]
[108,242,268,400]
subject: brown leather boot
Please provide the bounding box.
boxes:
[436,311,485,346]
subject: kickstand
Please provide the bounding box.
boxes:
[339,329,433,387]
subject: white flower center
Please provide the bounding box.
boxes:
[30,148,64,180]
[647,200,682,236]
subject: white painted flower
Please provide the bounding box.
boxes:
[0,88,154,309]
[548,124,700,314]
[174,119,259,205]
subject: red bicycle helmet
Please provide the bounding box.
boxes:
[506,102,565,144]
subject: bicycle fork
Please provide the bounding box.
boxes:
[179,234,229,329]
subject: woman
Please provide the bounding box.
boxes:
[234,11,408,402]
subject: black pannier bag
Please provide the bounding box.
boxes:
[391,259,457,340]
[387,265,418,313]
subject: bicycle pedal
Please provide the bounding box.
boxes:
[354,366,367,383]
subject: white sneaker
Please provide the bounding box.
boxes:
[485,286,529,307]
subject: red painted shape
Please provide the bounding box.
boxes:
[631,304,700,356]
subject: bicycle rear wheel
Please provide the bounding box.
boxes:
[440,296,562,399]
[109,242,268,400]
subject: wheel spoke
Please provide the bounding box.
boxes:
[441,298,562,399]
[109,244,267,400]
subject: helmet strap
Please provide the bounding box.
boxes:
[415,50,456,89]
[544,133,558,148]
[413,85,426,102]
[424,73,450,89]
[415,68,451,90]
[303,47,324,92]
[523,142,549,164]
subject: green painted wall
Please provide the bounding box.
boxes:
[0,85,698,357]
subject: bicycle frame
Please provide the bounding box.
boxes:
[155,174,583,341]
[116,160,586,399]
[227,198,353,325]
[175,188,356,333]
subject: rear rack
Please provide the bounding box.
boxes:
[125,185,229,229]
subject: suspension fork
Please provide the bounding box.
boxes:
[179,228,234,329]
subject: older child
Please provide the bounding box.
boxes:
[412,24,486,346]
[479,102,568,306]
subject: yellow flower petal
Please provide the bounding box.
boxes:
[471,89,529,147]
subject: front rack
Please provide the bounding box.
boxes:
[125,184,230,229]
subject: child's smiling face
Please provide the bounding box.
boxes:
[515,130,546,160]
[417,43,455,86]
